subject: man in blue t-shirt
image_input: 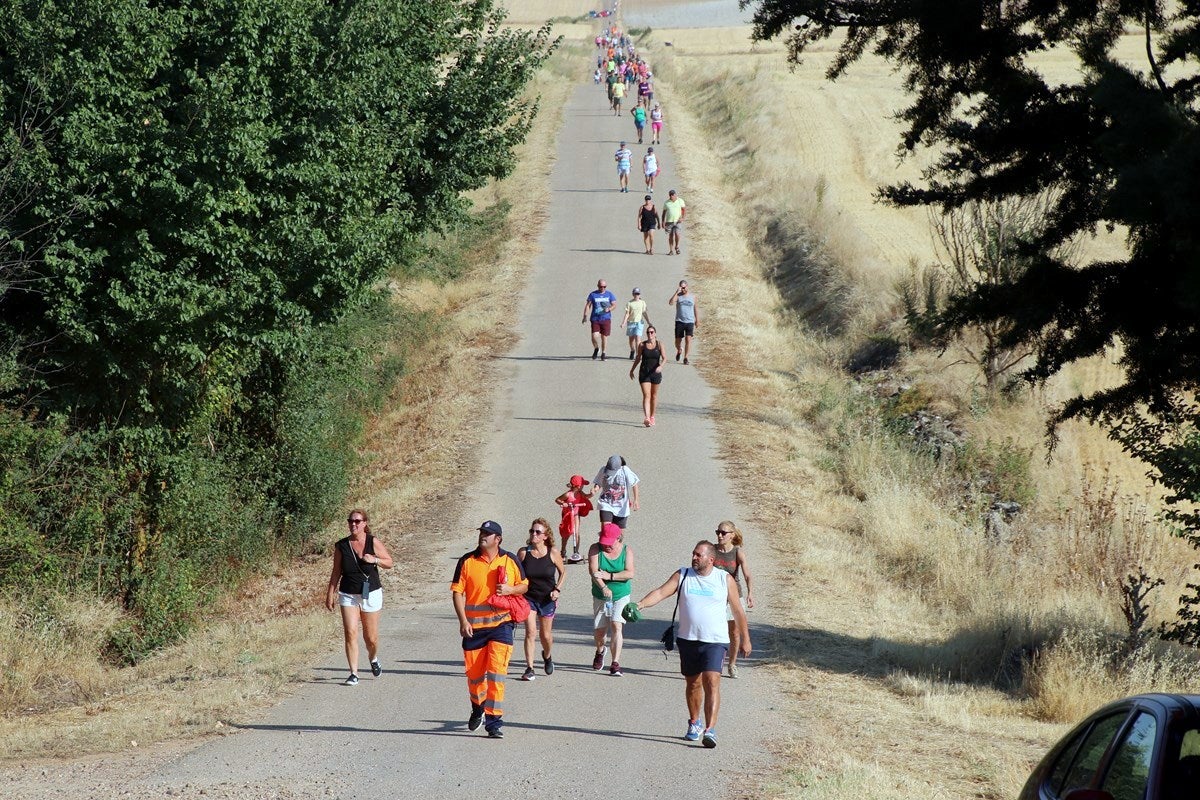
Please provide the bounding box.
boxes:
[582,279,618,361]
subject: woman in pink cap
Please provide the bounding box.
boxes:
[587,523,636,676]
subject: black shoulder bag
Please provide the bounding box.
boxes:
[661,569,686,651]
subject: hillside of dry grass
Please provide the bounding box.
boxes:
[638,20,1200,800]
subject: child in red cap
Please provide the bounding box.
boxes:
[555,476,594,563]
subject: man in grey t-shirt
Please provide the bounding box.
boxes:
[668,279,698,365]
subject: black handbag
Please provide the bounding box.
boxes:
[660,570,686,651]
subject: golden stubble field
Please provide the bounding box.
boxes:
[624,16,1200,800]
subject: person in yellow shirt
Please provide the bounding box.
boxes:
[450,520,529,738]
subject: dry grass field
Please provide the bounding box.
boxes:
[632,17,1200,800]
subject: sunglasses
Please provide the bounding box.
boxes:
[715,530,731,536]
[529,528,547,535]
[348,518,365,525]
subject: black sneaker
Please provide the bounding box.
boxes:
[543,654,554,675]
[600,352,607,361]
[592,347,599,360]
[629,350,635,360]
[520,667,536,681]
[488,728,505,739]
[343,674,359,686]
[370,660,382,677]
[675,350,681,361]
[468,707,484,731]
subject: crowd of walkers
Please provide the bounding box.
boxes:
[324,20,756,752]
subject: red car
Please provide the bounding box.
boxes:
[1019,693,1200,800]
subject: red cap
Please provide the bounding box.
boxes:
[599,523,622,546]
[569,475,586,488]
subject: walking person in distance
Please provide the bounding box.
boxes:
[614,141,632,193]
[668,279,698,364]
[588,523,636,676]
[629,324,665,427]
[622,541,751,748]
[637,194,660,255]
[450,521,529,738]
[620,287,651,360]
[713,521,755,677]
[662,189,686,256]
[582,278,617,360]
[326,509,394,686]
[518,518,565,680]
[592,454,640,531]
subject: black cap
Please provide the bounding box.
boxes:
[478,520,502,537]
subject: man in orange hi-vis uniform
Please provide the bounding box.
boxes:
[451,520,528,738]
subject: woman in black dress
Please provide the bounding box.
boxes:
[629,325,665,426]
[636,194,660,255]
[517,517,565,680]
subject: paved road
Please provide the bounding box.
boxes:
[141,77,778,799]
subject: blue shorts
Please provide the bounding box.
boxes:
[677,638,727,676]
[627,321,646,338]
[527,598,557,619]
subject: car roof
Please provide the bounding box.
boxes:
[1092,693,1200,720]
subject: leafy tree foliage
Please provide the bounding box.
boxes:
[1,0,554,655]
[744,0,1200,636]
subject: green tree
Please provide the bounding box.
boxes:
[1,0,555,653]
[744,0,1200,635]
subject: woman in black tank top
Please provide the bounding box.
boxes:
[636,195,660,254]
[517,517,566,681]
[326,508,395,685]
[629,325,665,427]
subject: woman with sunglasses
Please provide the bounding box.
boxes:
[712,521,754,678]
[517,517,566,680]
[326,509,394,686]
[629,324,665,426]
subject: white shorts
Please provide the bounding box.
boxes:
[592,595,631,628]
[725,596,745,622]
[339,589,383,613]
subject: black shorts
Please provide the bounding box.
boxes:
[638,371,662,385]
[675,321,695,339]
[598,510,627,529]
[677,638,727,676]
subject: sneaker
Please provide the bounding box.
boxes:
[343,673,359,686]
[592,347,599,360]
[370,660,382,677]
[592,647,606,671]
[610,662,623,677]
[702,728,717,748]
[727,662,738,678]
[684,720,702,741]
[600,352,607,361]
[543,654,555,675]
[487,727,505,739]
[468,707,485,731]
[520,666,536,681]
[629,349,635,360]
[675,350,681,362]
[649,416,655,426]
[683,358,689,365]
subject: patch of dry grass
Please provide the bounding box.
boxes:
[642,19,1200,800]
[0,38,587,761]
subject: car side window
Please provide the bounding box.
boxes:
[1162,727,1200,800]
[1101,712,1157,800]
[1054,712,1129,796]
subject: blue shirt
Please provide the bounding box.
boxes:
[588,290,617,321]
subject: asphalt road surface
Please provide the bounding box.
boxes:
[134,78,781,799]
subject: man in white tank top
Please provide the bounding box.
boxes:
[624,541,750,749]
